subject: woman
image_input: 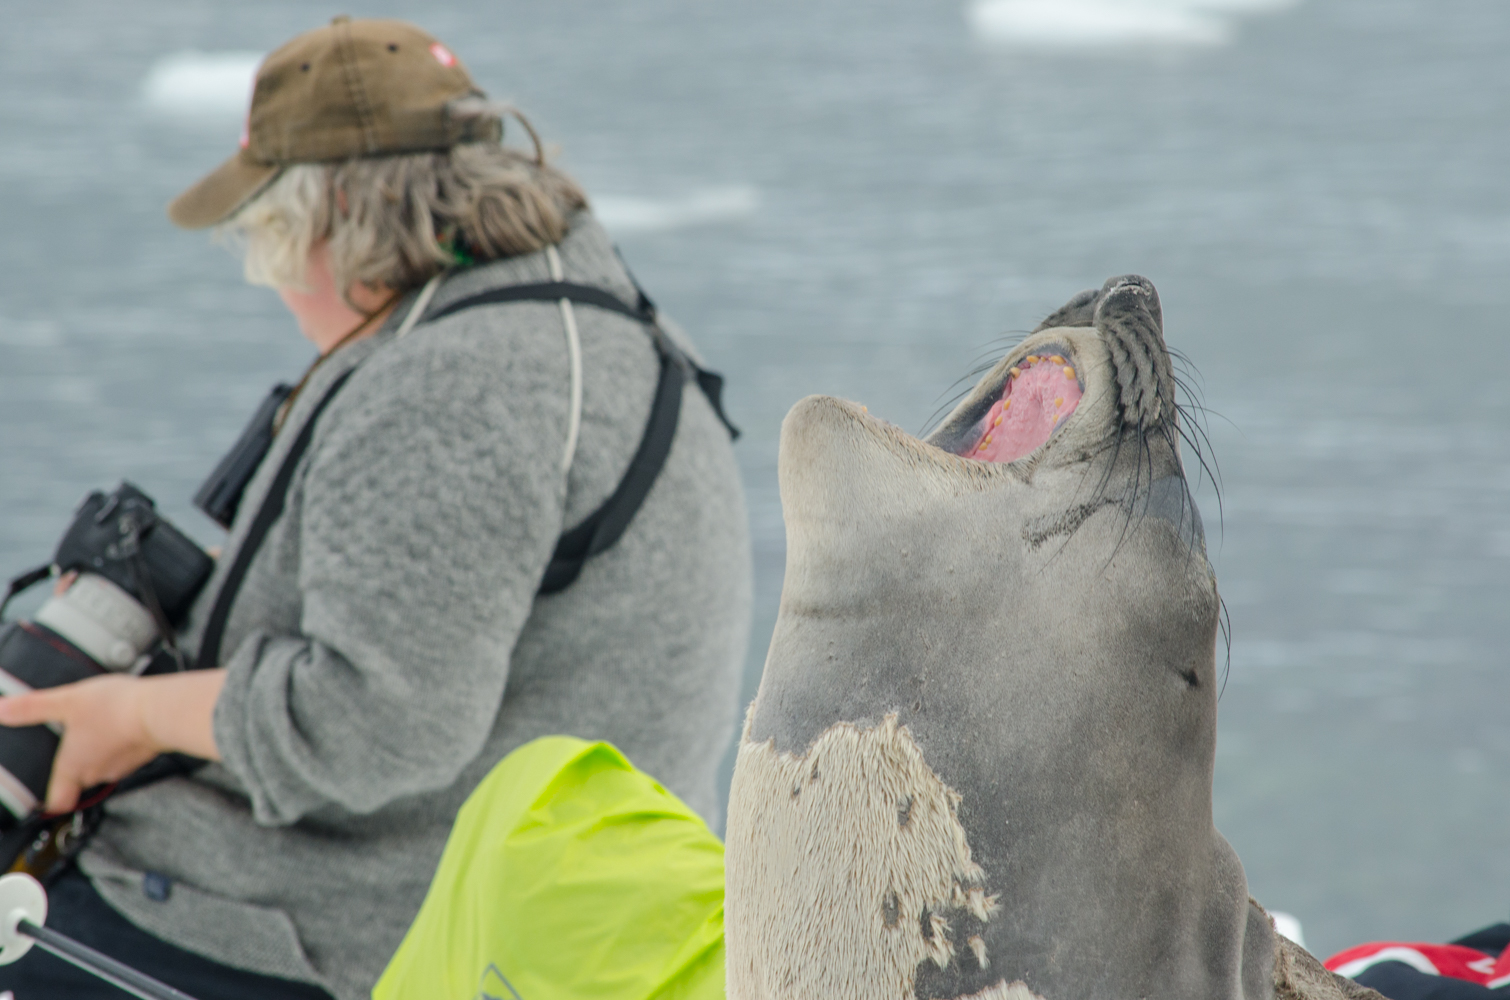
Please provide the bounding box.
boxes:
[0,17,751,1000]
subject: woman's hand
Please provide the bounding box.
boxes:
[0,670,226,814]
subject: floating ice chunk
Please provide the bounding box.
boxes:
[968,1,1227,47]
[1185,0,1300,10]
[593,186,758,233]
[142,51,262,117]
[965,0,1301,49]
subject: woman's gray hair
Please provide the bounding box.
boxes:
[225,106,588,302]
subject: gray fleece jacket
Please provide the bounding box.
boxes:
[79,215,752,999]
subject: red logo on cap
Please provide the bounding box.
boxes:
[430,43,456,68]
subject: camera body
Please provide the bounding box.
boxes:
[0,484,213,827]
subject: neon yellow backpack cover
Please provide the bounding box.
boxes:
[373,737,726,1000]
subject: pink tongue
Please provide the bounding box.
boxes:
[970,356,1083,462]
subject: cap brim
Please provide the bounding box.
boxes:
[167,148,282,229]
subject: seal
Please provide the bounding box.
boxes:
[724,276,1380,1000]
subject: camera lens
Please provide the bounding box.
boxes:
[0,621,103,828]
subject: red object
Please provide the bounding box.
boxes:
[1327,941,1510,989]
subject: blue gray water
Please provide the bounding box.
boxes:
[2,0,1507,960]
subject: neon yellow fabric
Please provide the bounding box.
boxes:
[372,737,725,1000]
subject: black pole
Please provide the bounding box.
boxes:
[16,918,202,1000]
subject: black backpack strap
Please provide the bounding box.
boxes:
[425,281,650,325]
[537,326,685,594]
[431,281,739,439]
[613,252,740,441]
[691,366,738,441]
[426,281,737,593]
[616,267,741,442]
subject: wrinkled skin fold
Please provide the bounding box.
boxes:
[724,277,1382,1000]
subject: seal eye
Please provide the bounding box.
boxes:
[969,349,1082,462]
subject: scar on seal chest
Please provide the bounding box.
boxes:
[727,712,1036,1000]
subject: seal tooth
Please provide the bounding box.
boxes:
[1063,366,1075,378]
[1055,397,1064,408]
[1026,355,1039,364]
[993,415,1002,427]
[1009,367,1021,377]
[1050,355,1065,364]
[1003,399,1011,409]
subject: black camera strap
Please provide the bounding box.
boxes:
[0,565,53,621]
[194,369,355,673]
[96,372,361,799]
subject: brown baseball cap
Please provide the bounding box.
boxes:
[168,16,501,229]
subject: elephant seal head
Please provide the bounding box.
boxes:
[724,277,1378,1000]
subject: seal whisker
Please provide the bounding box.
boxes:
[923,363,1001,434]
[1115,419,1161,561]
[1217,594,1234,700]
[921,334,1029,436]
[1172,406,1225,538]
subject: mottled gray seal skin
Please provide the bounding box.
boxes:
[725,277,1378,1000]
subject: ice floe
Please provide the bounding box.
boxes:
[593,186,759,233]
[966,0,1302,49]
[141,51,262,117]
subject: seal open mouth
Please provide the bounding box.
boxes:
[924,275,1185,492]
[965,345,1085,462]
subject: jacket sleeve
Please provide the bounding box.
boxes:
[211,319,570,825]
